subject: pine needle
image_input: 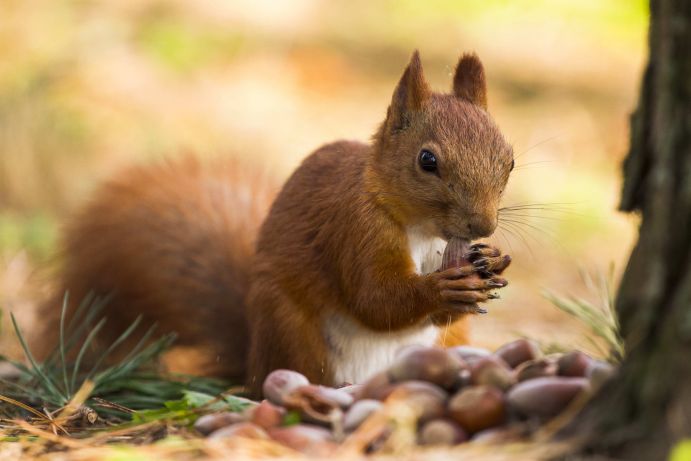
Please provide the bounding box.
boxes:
[1,293,229,425]
[543,267,624,361]
[0,394,52,422]
[9,313,67,404]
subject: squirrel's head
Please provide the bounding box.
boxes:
[370,51,513,241]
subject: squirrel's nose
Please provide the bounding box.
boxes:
[467,213,497,239]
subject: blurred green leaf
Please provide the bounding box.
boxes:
[0,212,56,260]
[671,440,691,461]
[138,17,243,73]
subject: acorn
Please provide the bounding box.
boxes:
[470,356,515,391]
[448,345,492,365]
[282,384,353,426]
[208,422,269,440]
[338,383,363,397]
[448,385,506,433]
[471,423,528,444]
[507,377,590,419]
[312,385,354,408]
[557,350,593,377]
[586,360,616,390]
[194,412,246,435]
[514,357,558,382]
[394,343,426,358]
[387,346,464,389]
[357,371,395,401]
[343,399,383,432]
[390,381,448,423]
[452,367,473,391]
[419,418,468,446]
[250,400,286,430]
[263,369,310,406]
[494,339,542,368]
[442,237,473,269]
[268,425,336,455]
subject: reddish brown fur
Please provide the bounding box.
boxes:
[34,51,513,394]
[246,51,513,392]
[453,53,488,109]
[33,157,277,379]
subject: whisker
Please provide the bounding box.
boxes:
[494,228,514,254]
[499,217,558,240]
[498,212,566,222]
[497,222,535,258]
[513,135,560,161]
[500,201,578,210]
[499,217,571,256]
[499,203,587,218]
[501,221,546,257]
[512,160,556,171]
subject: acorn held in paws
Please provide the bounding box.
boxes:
[441,238,474,271]
[440,238,509,316]
[443,238,511,278]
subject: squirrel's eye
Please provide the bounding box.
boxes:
[418,149,438,173]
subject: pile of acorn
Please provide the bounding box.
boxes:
[195,340,615,454]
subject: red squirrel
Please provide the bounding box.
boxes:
[34,51,514,395]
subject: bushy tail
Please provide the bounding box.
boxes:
[30,156,279,380]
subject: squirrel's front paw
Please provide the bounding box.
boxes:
[464,243,512,278]
[427,267,508,317]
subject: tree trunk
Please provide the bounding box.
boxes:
[566,0,691,459]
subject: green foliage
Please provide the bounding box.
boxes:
[0,293,231,418]
[543,267,624,361]
[282,410,301,427]
[132,390,254,425]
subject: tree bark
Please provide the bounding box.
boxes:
[566,0,691,459]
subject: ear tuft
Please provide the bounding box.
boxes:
[388,50,431,131]
[452,53,487,109]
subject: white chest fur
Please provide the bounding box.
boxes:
[324,227,446,385]
[325,313,439,385]
[406,226,446,274]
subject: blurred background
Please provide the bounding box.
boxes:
[0,0,647,357]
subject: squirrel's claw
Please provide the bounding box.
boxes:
[475,254,512,275]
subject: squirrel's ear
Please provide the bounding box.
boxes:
[452,53,487,109]
[387,50,430,131]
